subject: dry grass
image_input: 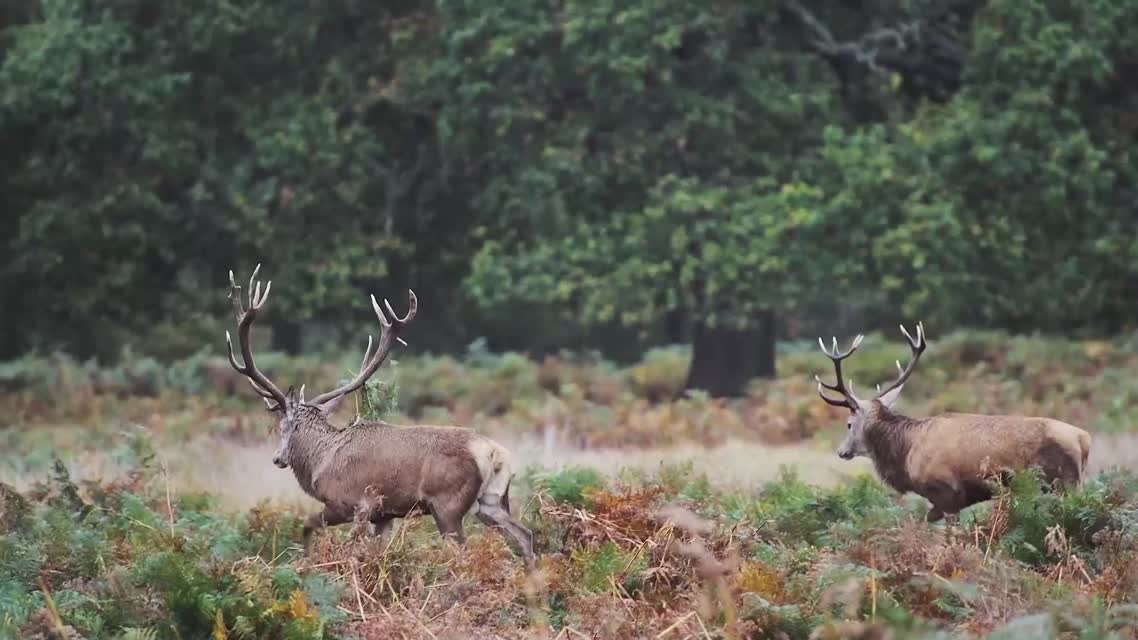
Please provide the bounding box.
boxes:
[0,431,874,511]
[6,426,1138,515]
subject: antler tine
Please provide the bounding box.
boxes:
[899,320,924,349]
[371,294,392,329]
[246,378,280,410]
[875,321,928,400]
[248,263,261,306]
[246,377,273,398]
[307,288,418,407]
[371,295,408,347]
[360,335,374,372]
[228,270,246,320]
[814,332,864,410]
[816,381,851,408]
[252,280,272,309]
[384,291,418,324]
[368,293,414,343]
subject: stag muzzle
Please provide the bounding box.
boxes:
[272,456,288,468]
[838,449,854,460]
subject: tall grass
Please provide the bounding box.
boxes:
[4,450,1138,638]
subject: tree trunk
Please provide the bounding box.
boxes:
[684,310,776,398]
[272,320,303,354]
[0,286,20,359]
[664,308,687,344]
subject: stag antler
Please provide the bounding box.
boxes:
[226,264,289,411]
[873,322,926,399]
[815,333,865,410]
[307,289,418,407]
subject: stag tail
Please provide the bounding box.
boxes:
[1078,431,1091,484]
[468,438,513,501]
[501,478,512,515]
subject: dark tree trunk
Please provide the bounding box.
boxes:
[664,308,687,344]
[0,283,20,359]
[684,310,776,398]
[272,320,303,354]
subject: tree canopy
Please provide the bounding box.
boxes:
[2,0,1136,394]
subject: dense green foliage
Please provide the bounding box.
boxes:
[3,328,1138,456]
[3,0,1137,387]
[0,440,341,639]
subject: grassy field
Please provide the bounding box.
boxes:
[3,329,1138,639]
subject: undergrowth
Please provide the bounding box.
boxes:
[4,330,1138,637]
[4,443,1138,638]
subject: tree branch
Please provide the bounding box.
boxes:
[781,0,967,103]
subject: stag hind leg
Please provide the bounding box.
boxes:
[476,491,535,568]
[431,509,468,544]
[1037,439,1083,490]
[429,472,483,547]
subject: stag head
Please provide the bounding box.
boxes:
[813,323,926,460]
[225,264,417,468]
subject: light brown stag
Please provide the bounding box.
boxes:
[814,322,1091,522]
[224,265,534,565]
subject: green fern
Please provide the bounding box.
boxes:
[358,368,399,421]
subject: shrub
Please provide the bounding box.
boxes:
[626,346,689,402]
[995,468,1120,567]
[530,466,606,508]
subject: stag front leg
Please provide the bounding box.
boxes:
[302,505,353,552]
[369,515,399,552]
[431,509,467,545]
[371,515,395,538]
[921,483,972,528]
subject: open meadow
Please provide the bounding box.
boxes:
[4,330,1138,639]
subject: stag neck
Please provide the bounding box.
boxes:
[863,410,923,493]
[282,409,350,494]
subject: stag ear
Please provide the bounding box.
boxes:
[876,384,904,409]
[285,386,299,404]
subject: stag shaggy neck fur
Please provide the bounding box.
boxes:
[280,404,344,498]
[861,404,922,494]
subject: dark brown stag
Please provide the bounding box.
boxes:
[225,265,534,565]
